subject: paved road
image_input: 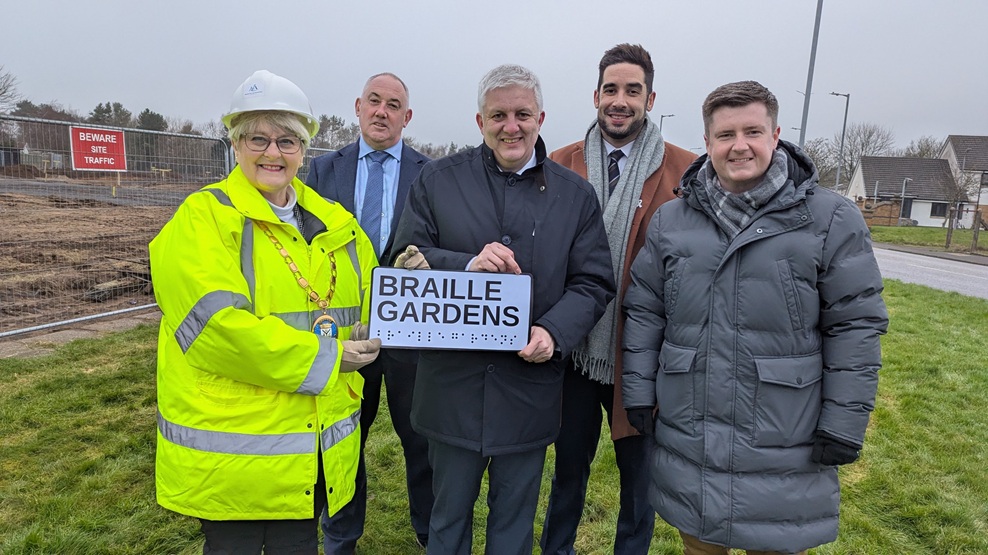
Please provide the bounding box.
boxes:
[874,247,988,300]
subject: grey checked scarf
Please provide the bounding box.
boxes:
[697,149,789,239]
[572,118,665,384]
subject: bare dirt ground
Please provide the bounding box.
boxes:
[0,187,176,335]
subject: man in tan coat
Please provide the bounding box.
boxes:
[541,43,696,555]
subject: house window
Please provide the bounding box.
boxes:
[930,203,948,218]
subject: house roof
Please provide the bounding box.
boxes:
[857,156,964,202]
[943,135,988,172]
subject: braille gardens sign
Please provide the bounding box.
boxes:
[368,267,532,351]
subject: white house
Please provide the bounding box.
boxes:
[940,135,988,228]
[845,156,968,228]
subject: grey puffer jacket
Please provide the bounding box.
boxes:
[622,141,888,552]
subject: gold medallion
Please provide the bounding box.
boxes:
[313,314,338,338]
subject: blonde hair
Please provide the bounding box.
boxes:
[227,111,310,153]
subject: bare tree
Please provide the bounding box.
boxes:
[833,123,895,187]
[833,123,897,190]
[0,65,20,113]
[800,137,836,188]
[402,136,446,159]
[196,119,228,139]
[165,117,202,136]
[931,163,979,229]
[310,114,360,150]
[899,135,943,158]
[802,123,896,191]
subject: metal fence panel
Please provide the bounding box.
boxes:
[0,116,233,336]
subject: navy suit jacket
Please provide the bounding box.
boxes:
[305,141,430,264]
[306,141,429,365]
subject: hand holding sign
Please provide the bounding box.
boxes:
[394,245,430,270]
[340,338,382,372]
[350,321,370,340]
[518,325,555,364]
[470,242,521,274]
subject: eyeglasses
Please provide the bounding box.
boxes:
[241,134,303,154]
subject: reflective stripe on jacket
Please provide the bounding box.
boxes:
[150,166,377,520]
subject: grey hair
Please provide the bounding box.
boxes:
[477,64,543,113]
[227,111,310,154]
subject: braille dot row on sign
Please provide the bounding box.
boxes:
[382,330,518,345]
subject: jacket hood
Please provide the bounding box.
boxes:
[223,165,361,251]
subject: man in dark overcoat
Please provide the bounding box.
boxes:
[392,63,615,555]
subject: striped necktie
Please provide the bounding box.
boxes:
[362,150,389,258]
[608,149,624,195]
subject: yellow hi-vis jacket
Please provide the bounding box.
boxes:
[150,166,377,520]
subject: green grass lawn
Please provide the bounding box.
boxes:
[1,279,987,554]
[870,225,988,254]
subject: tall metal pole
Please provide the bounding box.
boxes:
[961,148,971,228]
[899,177,912,225]
[798,0,825,148]
[831,92,850,191]
[972,172,986,253]
[659,114,674,134]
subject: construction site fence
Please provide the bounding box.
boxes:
[0,114,331,337]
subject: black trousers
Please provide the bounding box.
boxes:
[322,351,434,553]
[201,519,318,555]
[541,367,655,555]
[427,440,546,555]
[201,456,326,554]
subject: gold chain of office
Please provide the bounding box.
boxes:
[255,220,337,311]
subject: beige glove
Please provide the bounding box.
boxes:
[340,338,382,373]
[349,321,369,341]
[394,245,430,270]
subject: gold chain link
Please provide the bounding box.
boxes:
[256,220,337,310]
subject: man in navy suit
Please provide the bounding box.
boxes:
[306,72,433,553]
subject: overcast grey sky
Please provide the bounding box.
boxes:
[3,0,986,153]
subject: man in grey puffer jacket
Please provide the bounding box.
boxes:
[621,81,888,555]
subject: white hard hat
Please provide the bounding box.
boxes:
[222,70,320,138]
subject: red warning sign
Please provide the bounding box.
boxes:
[70,126,127,171]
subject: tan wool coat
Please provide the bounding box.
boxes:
[549,140,697,440]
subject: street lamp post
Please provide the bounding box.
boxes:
[798,0,825,148]
[972,172,986,253]
[960,148,972,229]
[831,92,850,191]
[899,177,912,226]
[972,172,988,252]
[659,114,674,134]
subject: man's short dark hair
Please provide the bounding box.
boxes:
[702,81,779,134]
[597,43,654,94]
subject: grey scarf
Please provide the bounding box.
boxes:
[697,149,789,239]
[572,118,665,384]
